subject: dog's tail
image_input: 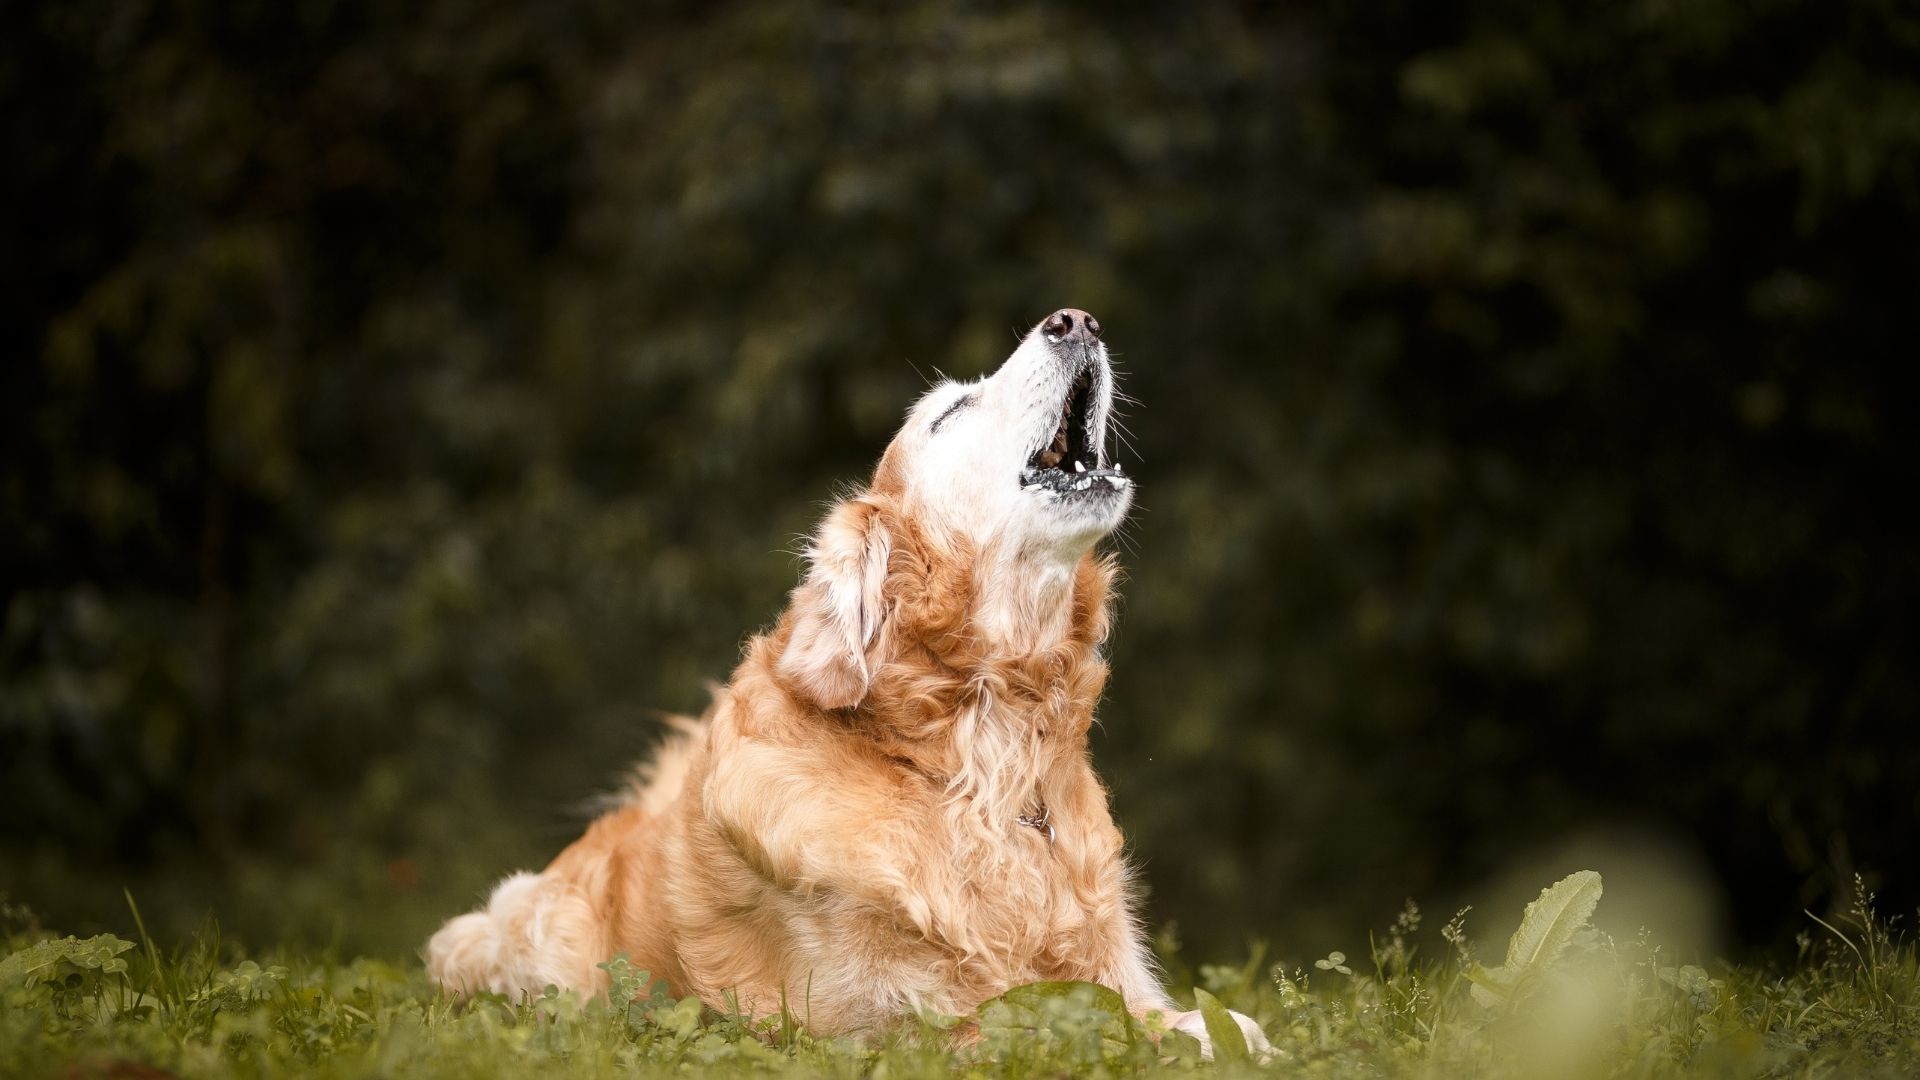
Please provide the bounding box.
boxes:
[612,710,709,814]
[425,870,608,1000]
[428,717,707,999]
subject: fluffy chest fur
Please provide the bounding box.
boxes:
[665,637,1136,1027]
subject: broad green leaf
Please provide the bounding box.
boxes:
[1470,871,1603,1008]
[1463,962,1513,1007]
[976,981,1140,1065]
[1658,964,1723,1012]
[659,996,704,1039]
[1503,871,1603,972]
[0,934,135,989]
[1192,987,1248,1065]
[0,938,77,988]
[988,980,1131,1020]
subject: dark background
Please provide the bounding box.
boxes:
[4,0,1916,963]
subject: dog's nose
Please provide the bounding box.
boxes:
[1041,308,1101,344]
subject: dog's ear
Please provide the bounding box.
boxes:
[777,496,892,709]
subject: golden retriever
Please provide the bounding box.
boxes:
[425,309,1269,1055]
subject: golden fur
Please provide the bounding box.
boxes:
[426,313,1268,1052]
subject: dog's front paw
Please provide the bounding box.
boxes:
[1163,1006,1274,1061]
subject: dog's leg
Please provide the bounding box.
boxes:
[425,871,609,1001]
[1158,1006,1274,1061]
[1101,928,1273,1061]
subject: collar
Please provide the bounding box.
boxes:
[1016,803,1056,845]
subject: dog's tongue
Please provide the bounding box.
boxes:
[1035,427,1069,470]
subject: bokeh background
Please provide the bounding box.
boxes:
[5,1,1916,964]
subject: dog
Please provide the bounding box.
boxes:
[425,309,1269,1056]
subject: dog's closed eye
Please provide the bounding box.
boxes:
[929,394,977,434]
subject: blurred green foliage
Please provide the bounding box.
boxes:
[3,1,1917,957]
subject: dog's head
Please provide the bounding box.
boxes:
[777,309,1132,710]
[881,307,1133,553]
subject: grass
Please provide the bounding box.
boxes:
[2,875,1916,1079]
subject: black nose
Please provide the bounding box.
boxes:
[1041,308,1101,343]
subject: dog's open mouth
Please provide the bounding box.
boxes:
[1020,365,1129,497]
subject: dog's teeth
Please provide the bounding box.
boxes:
[1073,461,1086,473]
[1115,463,1124,473]
[1104,475,1125,488]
